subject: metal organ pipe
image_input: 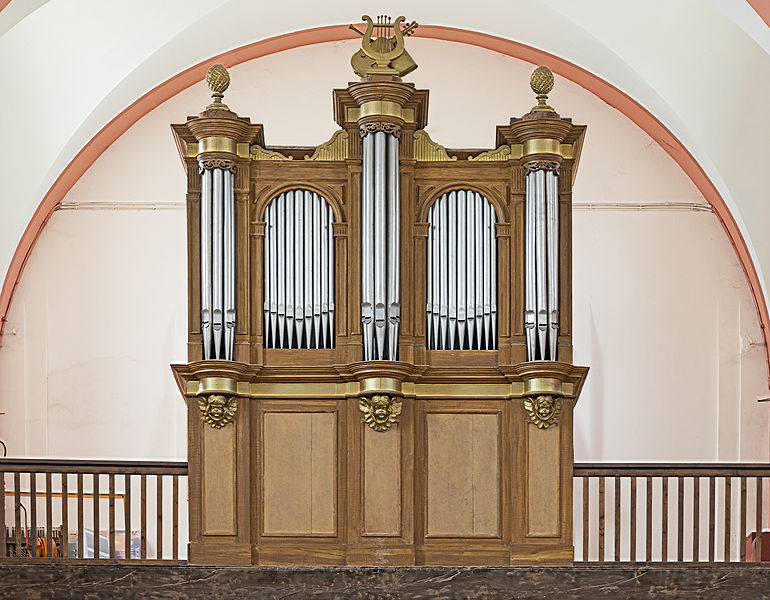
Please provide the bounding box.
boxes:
[263,190,335,349]
[426,190,497,350]
[360,129,400,361]
[199,164,235,360]
[524,166,560,361]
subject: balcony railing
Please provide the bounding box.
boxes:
[0,459,187,562]
[2,459,768,563]
[574,463,770,562]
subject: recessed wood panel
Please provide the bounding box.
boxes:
[363,425,401,536]
[202,423,236,535]
[527,423,560,537]
[263,411,336,536]
[426,413,499,537]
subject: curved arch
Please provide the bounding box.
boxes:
[256,182,343,223]
[2,24,767,380]
[418,182,507,223]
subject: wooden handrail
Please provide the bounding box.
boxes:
[575,463,770,476]
[0,459,187,475]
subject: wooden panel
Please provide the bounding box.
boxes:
[202,423,236,535]
[426,413,499,537]
[263,412,336,536]
[526,423,560,537]
[363,425,401,536]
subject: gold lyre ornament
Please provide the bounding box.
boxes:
[198,394,237,429]
[205,64,230,111]
[530,66,555,113]
[349,15,418,78]
[359,394,402,432]
[523,394,562,429]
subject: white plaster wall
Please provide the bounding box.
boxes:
[0,39,766,462]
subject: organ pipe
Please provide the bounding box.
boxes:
[524,166,560,361]
[263,190,335,349]
[200,164,235,360]
[361,129,400,360]
[426,190,497,350]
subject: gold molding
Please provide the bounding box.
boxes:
[522,139,574,159]
[360,377,402,395]
[523,377,563,396]
[249,145,293,161]
[199,136,236,155]
[347,105,415,123]
[197,377,238,395]
[523,395,561,429]
[469,145,512,162]
[305,130,349,161]
[413,130,456,162]
[198,394,237,429]
[359,394,402,432]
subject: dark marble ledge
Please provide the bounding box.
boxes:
[0,563,769,599]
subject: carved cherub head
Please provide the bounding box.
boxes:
[198,394,237,429]
[523,394,561,429]
[359,394,402,432]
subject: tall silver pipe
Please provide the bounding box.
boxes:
[276,193,286,348]
[211,168,224,358]
[320,199,329,347]
[490,202,497,349]
[373,132,387,359]
[426,203,433,347]
[482,198,492,350]
[295,190,305,347]
[448,191,457,350]
[456,191,467,349]
[386,134,400,360]
[465,192,476,348]
[223,171,235,360]
[534,170,548,359]
[200,168,213,359]
[265,198,274,348]
[328,200,335,346]
[546,171,559,360]
[525,173,536,360]
[361,134,375,360]
[474,192,484,349]
[313,192,322,348]
[438,194,448,349]
[285,191,295,348]
[431,204,440,350]
[303,190,313,347]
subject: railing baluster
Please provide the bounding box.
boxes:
[630,476,637,562]
[13,472,21,558]
[109,474,115,559]
[45,472,52,557]
[581,476,589,561]
[93,473,100,559]
[740,476,747,561]
[756,477,763,562]
[693,476,700,561]
[140,474,147,560]
[662,476,668,562]
[77,473,84,559]
[172,474,179,561]
[156,474,163,560]
[709,476,715,562]
[0,471,5,558]
[677,476,684,562]
[61,473,68,558]
[124,474,131,560]
[724,477,731,562]
[598,477,605,562]
[29,472,36,558]
[614,475,621,561]
[645,477,652,562]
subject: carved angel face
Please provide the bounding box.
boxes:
[198,394,237,429]
[359,394,402,432]
[535,396,555,420]
[523,394,562,429]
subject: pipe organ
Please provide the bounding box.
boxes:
[263,189,335,350]
[172,17,588,567]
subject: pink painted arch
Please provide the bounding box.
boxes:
[1,23,768,382]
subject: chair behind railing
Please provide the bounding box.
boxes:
[0,459,188,562]
[574,464,770,562]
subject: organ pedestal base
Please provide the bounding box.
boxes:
[172,360,587,566]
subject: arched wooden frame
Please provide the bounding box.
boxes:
[417,182,508,224]
[255,181,345,223]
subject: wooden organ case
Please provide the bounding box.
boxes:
[171,18,588,566]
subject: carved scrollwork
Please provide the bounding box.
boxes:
[523,161,560,176]
[523,394,562,429]
[359,394,402,432]
[249,145,293,161]
[359,122,402,139]
[198,159,236,173]
[198,394,238,429]
[469,145,512,162]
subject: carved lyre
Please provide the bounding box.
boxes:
[349,15,418,78]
